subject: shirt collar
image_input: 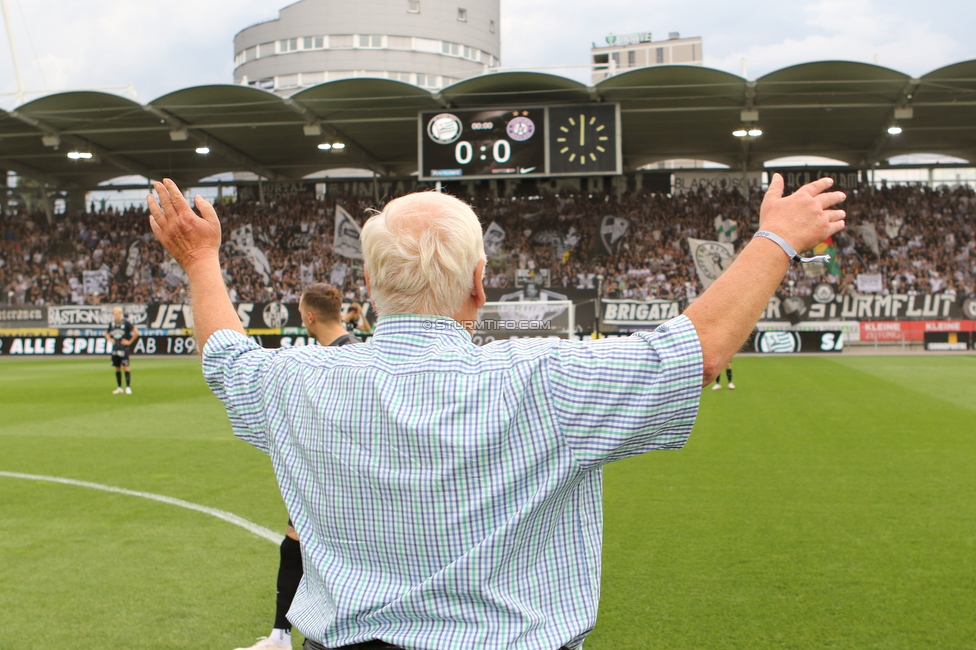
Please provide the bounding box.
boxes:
[372,314,473,343]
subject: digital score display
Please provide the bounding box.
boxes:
[419,104,620,181]
[420,108,546,180]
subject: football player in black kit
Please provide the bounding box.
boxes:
[104,306,140,394]
[234,283,360,650]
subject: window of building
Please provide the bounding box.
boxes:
[593,53,609,67]
[490,19,495,33]
[331,35,354,48]
[656,47,664,64]
[359,34,383,48]
[278,73,299,88]
[417,73,439,88]
[388,36,412,49]
[611,52,620,66]
[314,36,324,48]
[388,71,412,82]
[407,0,420,12]
[457,8,467,21]
[303,36,314,49]
[628,50,636,67]
[279,37,298,53]
[442,41,462,56]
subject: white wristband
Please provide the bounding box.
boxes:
[753,230,831,264]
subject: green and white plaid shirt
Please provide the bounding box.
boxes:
[203,314,702,649]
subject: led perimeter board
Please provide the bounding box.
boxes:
[419,104,621,180]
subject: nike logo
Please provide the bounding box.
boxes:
[519,167,537,174]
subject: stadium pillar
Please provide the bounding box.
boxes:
[372,173,379,202]
[0,169,6,216]
[65,190,86,214]
[258,179,265,204]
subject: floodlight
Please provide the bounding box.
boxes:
[318,143,332,150]
[732,129,748,137]
[67,151,93,160]
[332,142,346,150]
[887,126,903,135]
[195,146,211,155]
[747,128,763,137]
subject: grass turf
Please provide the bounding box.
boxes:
[1,355,974,649]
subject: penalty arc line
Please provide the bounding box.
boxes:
[0,471,281,545]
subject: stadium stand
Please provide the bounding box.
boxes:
[2,182,974,308]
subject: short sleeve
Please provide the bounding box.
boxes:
[202,329,276,453]
[547,315,703,469]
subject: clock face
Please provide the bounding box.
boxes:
[547,104,618,175]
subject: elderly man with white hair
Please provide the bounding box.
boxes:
[147,175,845,650]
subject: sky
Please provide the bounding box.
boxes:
[2,0,976,107]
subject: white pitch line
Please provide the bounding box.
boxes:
[0,471,281,545]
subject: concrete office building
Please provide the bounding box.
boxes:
[234,0,500,94]
[591,32,702,83]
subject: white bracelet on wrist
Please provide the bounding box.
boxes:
[753,230,831,264]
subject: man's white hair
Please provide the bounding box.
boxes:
[361,192,485,317]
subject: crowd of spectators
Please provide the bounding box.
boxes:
[2,182,974,307]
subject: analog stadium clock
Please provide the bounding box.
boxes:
[547,104,620,175]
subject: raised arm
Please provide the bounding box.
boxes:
[146,179,245,349]
[683,173,846,384]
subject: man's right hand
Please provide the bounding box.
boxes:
[759,173,847,253]
[147,179,222,273]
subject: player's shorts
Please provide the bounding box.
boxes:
[111,348,130,367]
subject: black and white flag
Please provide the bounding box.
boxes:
[599,216,630,255]
[483,221,506,255]
[334,205,363,259]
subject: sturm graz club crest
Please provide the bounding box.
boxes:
[694,241,734,282]
[427,113,463,144]
[812,282,836,304]
[262,302,290,328]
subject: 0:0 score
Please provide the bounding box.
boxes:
[455,140,512,165]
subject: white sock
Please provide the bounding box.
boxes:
[269,628,291,647]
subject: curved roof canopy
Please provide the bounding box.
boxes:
[2,60,974,189]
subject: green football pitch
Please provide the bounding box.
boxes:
[1,354,974,649]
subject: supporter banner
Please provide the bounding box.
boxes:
[856,273,883,293]
[602,299,681,328]
[48,304,150,328]
[743,330,845,354]
[688,238,734,289]
[40,302,374,332]
[923,331,973,351]
[83,269,110,296]
[761,293,966,321]
[0,307,47,328]
[772,168,861,192]
[672,171,761,195]
[237,182,315,202]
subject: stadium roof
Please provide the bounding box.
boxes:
[2,60,975,190]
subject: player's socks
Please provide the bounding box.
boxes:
[267,628,291,647]
[125,371,131,387]
[275,536,304,631]
[115,371,122,387]
[726,368,733,383]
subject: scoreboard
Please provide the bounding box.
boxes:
[419,104,621,181]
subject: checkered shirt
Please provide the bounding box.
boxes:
[203,314,702,650]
